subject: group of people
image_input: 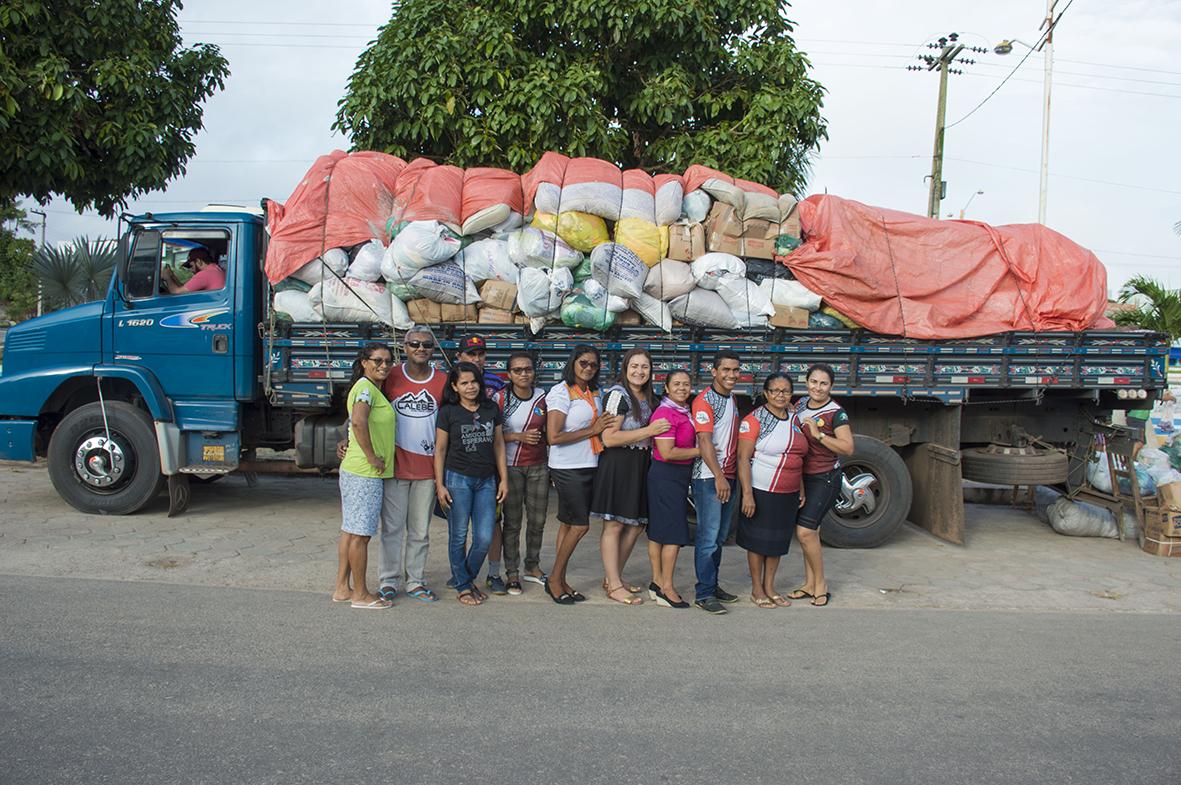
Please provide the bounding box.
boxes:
[333,326,854,614]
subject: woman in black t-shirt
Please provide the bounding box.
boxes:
[435,361,508,606]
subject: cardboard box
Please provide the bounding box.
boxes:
[479,280,518,312]
[406,299,442,323]
[514,314,532,325]
[705,202,781,258]
[1155,481,1181,511]
[439,303,478,323]
[1139,506,1181,556]
[615,309,642,326]
[667,222,705,262]
[477,307,514,325]
[741,236,776,260]
[779,196,802,238]
[705,228,742,256]
[770,304,809,329]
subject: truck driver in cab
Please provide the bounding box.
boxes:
[162,247,226,294]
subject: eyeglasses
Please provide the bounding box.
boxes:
[366,357,393,367]
[509,366,534,374]
[577,359,599,369]
[405,340,434,349]
[765,388,791,396]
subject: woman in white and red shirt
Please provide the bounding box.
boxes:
[736,373,810,609]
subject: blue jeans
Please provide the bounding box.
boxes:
[444,470,496,593]
[692,477,736,601]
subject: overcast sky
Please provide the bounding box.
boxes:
[16,0,1181,292]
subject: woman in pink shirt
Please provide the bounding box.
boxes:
[644,370,700,609]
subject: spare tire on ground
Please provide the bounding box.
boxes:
[960,445,1068,485]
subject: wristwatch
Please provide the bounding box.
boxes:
[817,432,825,442]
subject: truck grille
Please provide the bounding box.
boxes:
[4,329,46,352]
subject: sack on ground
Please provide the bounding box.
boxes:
[273,290,321,322]
[1046,497,1119,538]
[759,278,822,311]
[407,261,482,305]
[290,247,349,285]
[516,266,574,317]
[716,276,774,328]
[590,243,647,300]
[506,227,583,269]
[669,288,740,329]
[643,260,697,301]
[691,252,745,291]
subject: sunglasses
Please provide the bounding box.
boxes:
[366,357,393,367]
[405,340,434,349]
[509,366,534,374]
[577,359,599,369]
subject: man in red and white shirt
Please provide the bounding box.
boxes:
[492,351,549,593]
[690,349,743,613]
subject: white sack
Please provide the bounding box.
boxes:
[407,262,482,305]
[1047,498,1119,538]
[273,290,321,322]
[716,276,774,328]
[516,266,574,318]
[758,278,823,311]
[488,211,524,237]
[310,277,393,324]
[556,182,622,222]
[632,293,673,333]
[669,289,741,329]
[620,188,656,223]
[701,177,745,213]
[589,242,647,300]
[388,293,414,330]
[741,191,780,222]
[461,205,516,237]
[389,220,462,273]
[347,239,385,282]
[643,260,697,302]
[290,247,349,285]
[533,182,562,216]
[681,190,711,223]
[582,278,629,313]
[506,228,583,270]
[655,180,684,226]
[454,238,519,284]
[691,252,746,291]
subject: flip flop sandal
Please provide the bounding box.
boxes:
[750,595,776,609]
[786,588,813,600]
[351,598,392,610]
[521,573,548,585]
[471,586,488,602]
[811,592,832,607]
[457,589,482,606]
[770,594,792,607]
[406,586,437,603]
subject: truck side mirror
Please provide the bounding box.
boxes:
[122,229,162,300]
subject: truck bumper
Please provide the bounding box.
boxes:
[0,420,38,461]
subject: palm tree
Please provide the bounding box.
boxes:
[31,237,118,310]
[1113,275,1181,347]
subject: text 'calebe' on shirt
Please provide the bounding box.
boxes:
[435,400,503,479]
[545,383,601,470]
[691,386,739,480]
[495,387,547,467]
[383,364,447,481]
[738,406,809,493]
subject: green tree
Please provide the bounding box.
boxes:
[31,237,117,310]
[0,198,37,321]
[0,0,229,216]
[1113,276,1181,343]
[334,0,827,195]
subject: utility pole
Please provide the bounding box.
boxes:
[1037,0,1058,225]
[29,209,46,317]
[908,34,988,219]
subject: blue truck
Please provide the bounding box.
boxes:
[0,209,1168,547]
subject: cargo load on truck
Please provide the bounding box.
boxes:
[264,150,1113,338]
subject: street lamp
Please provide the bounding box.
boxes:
[995,0,1059,226]
[959,190,984,219]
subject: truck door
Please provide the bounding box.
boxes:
[113,226,235,399]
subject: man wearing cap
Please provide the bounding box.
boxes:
[162,248,225,294]
[455,335,511,593]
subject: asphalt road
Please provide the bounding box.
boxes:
[1,575,1176,785]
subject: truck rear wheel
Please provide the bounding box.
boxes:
[820,436,913,548]
[47,401,165,515]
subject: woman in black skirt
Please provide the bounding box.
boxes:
[591,348,671,605]
[736,373,811,608]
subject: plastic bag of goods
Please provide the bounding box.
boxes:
[309,277,393,325]
[516,266,574,318]
[273,290,321,322]
[759,278,822,311]
[530,211,609,253]
[690,253,745,291]
[561,290,617,332]
[654,174,684,226]
[614,218,663,268]
[581,278,629,313]
[631,293,673,332]
[406,262,482,305]
[822,305,860,329]
[643,260,697,301]
[346,239,385,282]
[460,167,524,236]
[386,277,418,302]
[620,169,656,222]
[716,276,775,329]
[669,289,741,329]
[385,220,462,274]
[290,247,349,285]
[1046,497,1118,538]
[681,190,711,223]
[572,256,593,284]
[506,228,583,270]
[453,238,518,284]
[809,311,845,329]
[590,243,648,300]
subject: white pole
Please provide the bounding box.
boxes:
[1039,0,1055,226]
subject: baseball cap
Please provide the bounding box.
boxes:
[182,247,212,269]
[457,335,486,353]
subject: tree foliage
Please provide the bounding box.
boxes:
[1113,276,1181,342]
[0,198,37,321]
[0,0,229,216]
[31,236,117,310]
[334,0,827,195]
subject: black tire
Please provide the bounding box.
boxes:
[960,445,1068,485]
[820,436,913,549]
[47,401,166,515]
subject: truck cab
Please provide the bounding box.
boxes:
[0,211,264,514]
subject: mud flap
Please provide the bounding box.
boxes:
[901,405,965,544]
[167,474,191,518]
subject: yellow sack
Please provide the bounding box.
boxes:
[821,305,860,329]
[658,225,669,260]
[530,211,609,253]
[615,218,662,268]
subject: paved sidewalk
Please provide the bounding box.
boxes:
[1,462,1178,612]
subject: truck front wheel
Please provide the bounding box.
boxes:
[47,401,166,515]
[819,436,913,548]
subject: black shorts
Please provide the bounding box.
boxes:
[550,467,597,526]
[797,468,842,530]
